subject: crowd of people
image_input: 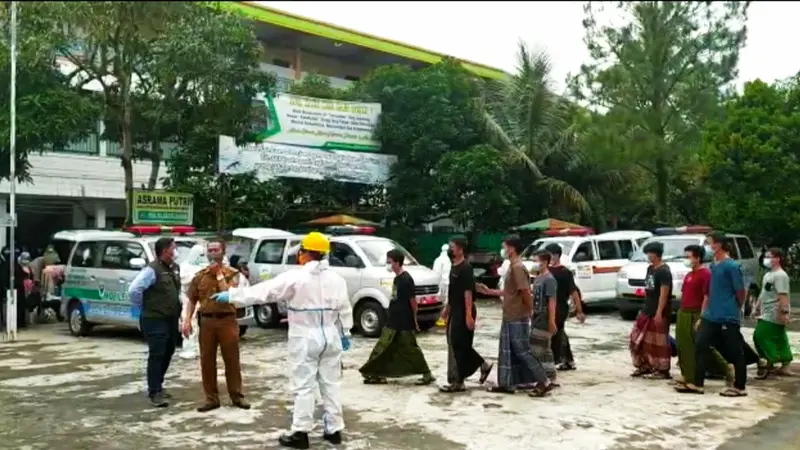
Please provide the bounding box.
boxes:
[0,245,63,330]
[128,230,792,449]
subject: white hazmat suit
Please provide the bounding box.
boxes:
[432,244,451,303]
[225,260,353,435]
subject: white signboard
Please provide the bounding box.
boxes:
[218,136,396,185]
[255,94,381,152]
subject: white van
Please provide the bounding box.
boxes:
[615,227,758,320]
[521,229,652,305]
[229,227,443,337]
[56,228,255,337]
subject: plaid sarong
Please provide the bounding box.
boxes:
[629,312,671,372]
[530,326,557,381]
[497,319,547,388]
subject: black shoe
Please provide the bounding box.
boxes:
[160,390,172,399]
[232,400,251,410]
[149,393,169,408]
[323,431,342,444]
[196,402,221,413]
[278,432,309,449]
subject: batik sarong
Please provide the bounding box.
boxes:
[629,312,670,372]
[497,319,548,388]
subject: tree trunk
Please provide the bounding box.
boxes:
[655,158,669,224]
[147,140,161,190]
[120,76,134,227]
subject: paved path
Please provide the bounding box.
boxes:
[1,303,798,449]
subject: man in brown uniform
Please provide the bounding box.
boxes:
[183,238,250,412]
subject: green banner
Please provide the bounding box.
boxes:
[131,190,193,226]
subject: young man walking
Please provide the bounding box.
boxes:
[128,237,182,408]
[674,245,731,392]
[439,236,493,393]
[359,249,436,385]
[629,242,673,379]
[529,250,559,389]
[688,233,748,396]
[477,236,552,396]
[753,247,793,377]
[544,243,585,371]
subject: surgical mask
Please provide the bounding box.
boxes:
[683,259,693,268]
[762,258,773,269]
[530,262,541,271]
[500,248,508,260]
[385,263,393,272]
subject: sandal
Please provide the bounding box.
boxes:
[528,382,556,398]
[363,377,388,385]
[557,363,576,371]
[630,369,649,378]
[415,375,436,386]
[487,385,516,394]
[719,388,747,397]
[756,364,770,380]
[675,384,704,394]
[439,384,466,393]
[479,364,494,384]
[643,371,671,380]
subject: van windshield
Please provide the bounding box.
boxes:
[630,238,700,262]
[521,239,575,259]
[355,239,418,267]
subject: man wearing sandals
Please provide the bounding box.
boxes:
[686,233,749,397]
[629,242,673,380]
[359,249,436,386]
[439,236,493,393]
[752,247,793,378]
[477,236,553,396]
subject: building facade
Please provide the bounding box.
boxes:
[0,1,504,250]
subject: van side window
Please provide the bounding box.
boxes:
[597,241,621,260]
[618,240,634,259]
[329,242,362,268]
[636,237,649,247]
[728,240,740,259]
[254,239,286,264]
[100,242,146,270]
[71,242,98,268]
[735,237,754,259]
[572,241,596,262]
[286,241,302,265]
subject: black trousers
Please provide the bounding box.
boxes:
[140,316,180,397]
[695,319,746,390]
[551,309,573,365]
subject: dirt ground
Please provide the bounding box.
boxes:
[1,303,799,450]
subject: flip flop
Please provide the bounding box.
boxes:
[630,369,649,378]
[479,364,494,384]
[719,388,747,397]
[675,384,704,394]
[363,377,388,385]
[528,382,556,398]
[643,372,671,380]
[487,385,516,394]
[439,384,466,393]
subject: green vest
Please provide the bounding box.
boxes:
[141,260,181,319]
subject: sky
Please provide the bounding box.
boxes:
[255,1,799,93]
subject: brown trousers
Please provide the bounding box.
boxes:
[198,315,244,405]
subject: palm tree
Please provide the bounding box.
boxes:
[482,41,590,213]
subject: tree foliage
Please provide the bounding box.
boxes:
[700,78,800,247]
[0,3,98,181]
[570,1,749,222]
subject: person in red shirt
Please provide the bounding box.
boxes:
[674,245,732,393]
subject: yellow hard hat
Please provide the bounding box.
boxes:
[301,232,331,253]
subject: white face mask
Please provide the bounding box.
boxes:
[683,259,693,268]
[385,263,393,272]
[500,248,508,260]
[762,258,773,269]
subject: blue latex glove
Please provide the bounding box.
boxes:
[341,336,351,351]
[211,291,230,303]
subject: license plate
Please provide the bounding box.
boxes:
[634,288,645,297]
[417,295,437,305]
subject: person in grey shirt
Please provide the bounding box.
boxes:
[753,247,793,377]
[530,250,559,388]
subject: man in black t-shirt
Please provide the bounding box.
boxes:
[545,244,586,371]
[359,249,435,385]
[630,241,673,378]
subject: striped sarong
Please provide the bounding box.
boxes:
[530,326,557,381]
[497,319,547,388]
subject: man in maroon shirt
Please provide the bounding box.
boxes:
[674,245,731,392]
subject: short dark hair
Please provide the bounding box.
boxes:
[207,237,227,249]
[643,241,664,258]
[154,237,175,257]
[450,235,468,253]
[386,248,405,266]
[535,250,551,265]
[544,243,563,256]
[684,244,704,260]
[768,247,785,262]
[502,234,524,254]
[707,232,727,245]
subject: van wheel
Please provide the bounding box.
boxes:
[239,326,248,338]
[67,301,92,337]
[254,304,280,328]
[356,300,386,338]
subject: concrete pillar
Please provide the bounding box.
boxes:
[97,119,108,157]
[95,203,106,229]
[293,47,302,79]
[72,204,87,229]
